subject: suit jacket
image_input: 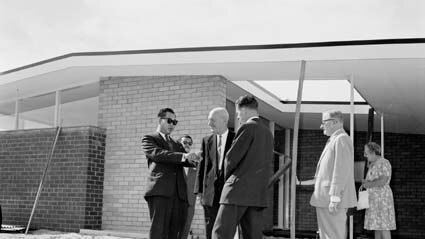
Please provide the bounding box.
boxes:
[142,132,193,201]
[185,167,197,206]
[194,131,235,206]
[219,118,274,207]
[310,128,357,208]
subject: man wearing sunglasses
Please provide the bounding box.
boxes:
[142,108,200,239]
[194,107,235,239]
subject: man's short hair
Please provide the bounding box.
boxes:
[181,134,193,142]
[325,110,344,123]
[235,95,258,110]
[157,108,175,118]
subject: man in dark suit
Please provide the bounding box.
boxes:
[194,107,235,239]
[179,135,197,239]
[142,108,200,239]
[212,95,274,239]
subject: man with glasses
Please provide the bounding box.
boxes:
[194,107,235,239]
[299,110,357,239]
[179,134,197,239]
[142,108,200,239]
[180,135,193,154]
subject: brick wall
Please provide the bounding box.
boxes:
[295,129,425,239]
[98,75,227,237]
[0,126,106,232]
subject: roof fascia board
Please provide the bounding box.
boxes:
[2,38,425,76]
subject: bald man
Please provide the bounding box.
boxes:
[212,95,274,239]
[194,107,235,239]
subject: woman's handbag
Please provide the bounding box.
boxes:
[357,186,369,210]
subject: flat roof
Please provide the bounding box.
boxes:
[1,38,424,134]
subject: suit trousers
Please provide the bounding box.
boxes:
[146,195,188,239]
[203,175,225,239]
[316,207,347,239]
[203,204,220,239]
[212,204,263,239]
[182,168,198,239]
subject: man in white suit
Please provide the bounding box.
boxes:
[298,110,357,239]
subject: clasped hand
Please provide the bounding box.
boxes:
[328,201,339,214]
[185,152,201,165]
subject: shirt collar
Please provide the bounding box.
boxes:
[329,128,344,140]
[217,129,229,139]
[247,116,259,122]
[157,131,168,141]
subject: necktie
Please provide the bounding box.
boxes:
[166,135,174,151]
[218,135,223,173]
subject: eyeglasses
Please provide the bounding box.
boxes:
[182,140,192,146]
[321,119,336,125]
[161,118,178,126]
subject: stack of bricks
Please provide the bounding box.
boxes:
[98,75,227,237]
[0,126,106,232]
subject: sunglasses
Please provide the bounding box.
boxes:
[161,118,178,126]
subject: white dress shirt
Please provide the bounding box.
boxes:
[217,129,229,170]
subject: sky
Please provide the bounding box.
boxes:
[1,0,424,72]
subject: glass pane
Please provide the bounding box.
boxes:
[0,101,16,131]
[61,96,98,127]
[255,80,365,102]
[60,82,99,127]
[20,92,55,129]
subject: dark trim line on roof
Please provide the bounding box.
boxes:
[2,38,425,75]
[281,101,369,105]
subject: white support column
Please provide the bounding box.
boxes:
[269,121,276,230]
[381,113,385,157]
[269,121,275,136]
[14,100,20,130]
[349,75,355,239]
[350,75,354,140]
[14,89,20,130]
[234,106,241,239]
[234,108,240,132]
[54,90,62,127]
[283,128,291,229]
[290,60,306,239]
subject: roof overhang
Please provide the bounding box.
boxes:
[1,39,425,134]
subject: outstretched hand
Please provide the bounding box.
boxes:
[185,152,201,165]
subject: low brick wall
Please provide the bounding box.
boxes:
[0,126,106,232]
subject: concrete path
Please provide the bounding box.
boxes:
[0,229,135,239]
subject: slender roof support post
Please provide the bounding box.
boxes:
[14,89,20,130]
[267,121,276,230]
[290,60,306,239]
[54,90,62,127]
[284,128,291,229]
[234,107,240,132]
[381,113,384,157]
[349,75,355,239]
[367,108,375,142]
